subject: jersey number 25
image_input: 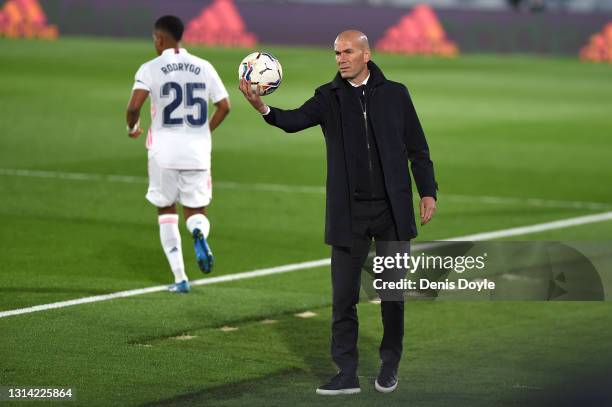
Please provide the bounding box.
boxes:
[161,82,207,127]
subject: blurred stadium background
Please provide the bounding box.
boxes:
[1,0,612,406]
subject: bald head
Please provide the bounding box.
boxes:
[335,30,370,51]
[334,30,371,82]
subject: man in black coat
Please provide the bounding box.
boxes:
[239,30,437,395]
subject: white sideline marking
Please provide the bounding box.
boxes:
[0,258,331,318]
[445,211,612,241]
[2,211,612,319]
[442,193,612,211]
[0,168,148,184]
[1,168,610,211]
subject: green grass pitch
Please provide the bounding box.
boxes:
[1,37,612,406]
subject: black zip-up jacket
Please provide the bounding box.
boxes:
[263,61,437,247]
[350,83,387,201]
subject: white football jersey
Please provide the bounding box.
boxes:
[132,48,228,169]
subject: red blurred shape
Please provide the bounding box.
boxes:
[0,0,58,39]
[580,22,612,63]
[184,0,257,47]
[376,4,458,57]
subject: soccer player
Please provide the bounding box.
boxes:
[125,15,230,293]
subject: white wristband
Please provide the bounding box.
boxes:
[127,119,140,134]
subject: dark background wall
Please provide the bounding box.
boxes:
[38,0,612,54]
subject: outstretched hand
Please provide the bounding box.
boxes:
[239,78,268,114]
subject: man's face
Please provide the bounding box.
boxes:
[334,38,370,80]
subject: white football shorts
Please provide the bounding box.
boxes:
[146,158,212,208]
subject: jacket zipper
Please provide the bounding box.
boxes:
[358,89,375,200]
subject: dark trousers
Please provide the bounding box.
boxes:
[330,199,408,375]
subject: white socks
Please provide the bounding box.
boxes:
[158,213,210,284]
[158,214,187,283]
[186,213,210,238]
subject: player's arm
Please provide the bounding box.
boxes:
[239,78,322,133]
[125,89,149,138]
[209,97,230,132]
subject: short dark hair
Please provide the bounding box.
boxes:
[154,15,184,41]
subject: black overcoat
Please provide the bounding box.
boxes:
[263,61,437,247]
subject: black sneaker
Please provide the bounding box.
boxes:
[316,373,361,395]
[375,363,398,393]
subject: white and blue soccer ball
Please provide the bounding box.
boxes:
[238,52,283,96]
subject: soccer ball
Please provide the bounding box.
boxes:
[238,52,283,96]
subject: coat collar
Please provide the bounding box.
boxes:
[331,60,386,90]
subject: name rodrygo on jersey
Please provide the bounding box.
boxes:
[133,48,228,170]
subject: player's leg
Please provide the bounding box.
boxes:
[184,206,210,239]
[184,206,214,273]
[157,205,189,292]
[146,159,189,293]
[179,169,214,273]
